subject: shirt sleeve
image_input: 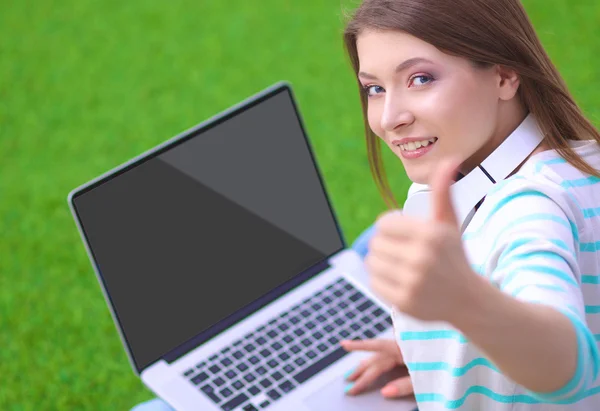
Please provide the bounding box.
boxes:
[485,179,600,402]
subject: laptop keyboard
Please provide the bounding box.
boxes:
[182,277,393,411]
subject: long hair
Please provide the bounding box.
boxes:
[343,0,600,208]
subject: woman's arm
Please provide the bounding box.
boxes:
[453,273,580,395]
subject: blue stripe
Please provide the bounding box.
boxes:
[582,275,600,284]
[561,176,600,189]
[586,306,600,314]
[415,385,600,408]
[595,334,600,342]
[399,330,468,343]
[510,283,567,298]
[482,191,553,227]
[534,157,567,173]
[583,207,600,219]
[501,264,577,288]
[561,309,600,393]
[581,241,600,252]
[407,358,498,376]
[464,213,578,243]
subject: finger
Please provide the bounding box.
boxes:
[345,365,387,396]
[368,235,405,263]
[341,358,371,382]
[340,339,397,355]
[380,375,414,398]
[365,253,403,287]
[430,157,461,227]
[370,274,405,306]
[374,210,423,240]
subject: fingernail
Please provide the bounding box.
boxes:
[344,383,354,394]
[381,385,399,396]
[343,368,355,380]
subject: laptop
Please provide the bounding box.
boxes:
[68,81,418,411]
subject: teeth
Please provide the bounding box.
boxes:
[398,138,437,151]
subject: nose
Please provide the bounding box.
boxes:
[380,94,415,132]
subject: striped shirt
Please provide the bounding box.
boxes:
[353,139,600,410]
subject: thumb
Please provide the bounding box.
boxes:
[380,376,413,398]
[430,157,461,227]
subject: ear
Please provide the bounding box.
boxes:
[496,65,520,101]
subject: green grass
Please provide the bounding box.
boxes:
[1,0,599,408]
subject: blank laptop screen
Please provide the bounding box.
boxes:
[71,88,344,372]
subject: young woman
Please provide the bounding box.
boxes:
[339,0,600,409]
[132,0,600,409]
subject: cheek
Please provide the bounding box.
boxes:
[367,103,384,137]
[428,81,497,147]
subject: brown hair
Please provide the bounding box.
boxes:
[343,0,600,208]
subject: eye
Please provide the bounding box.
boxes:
[362,84,385,97]
[408,74,434,88]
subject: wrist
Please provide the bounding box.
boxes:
[449,272,500,334]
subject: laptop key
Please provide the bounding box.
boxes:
[324,325,334,333]
[301,338,312,347]
[283,364,295,374]
[373,308,385,317]
[220,387,233,398]
[294,329,305,337]
[196,361,206,369]
[317,343,328,353]
[233,350,245,359]
[233,380,244,390]
[293,347,348,384]
[327,308,337,316]
[349,291,364,302]
[306,350,317,359]
[290,345,301,354]
[248,385,261,396]
[259,400,270,408]
[278,323,289,332]
[244,373,256,383]
[312,331,323,340]
[322,296,333,304]
[328,336,339,345]
[209,354,219,361]
[364,330,375,339]
[305,321,316,330]
[260,349,271,358]
[243,405,258,411]
[339,330,350,338]
[357,300,374,312]
[244,344,256,353]
[260,378,272,388]
[201,385,221,404]
[267,359,279,368]
[237,362,249,372]
[271,371,283,381]
[222,393,249,411]
[338,301,348,309]
[266,389,281,401]
[248,356,260,365]
[279,380,295,393]
[221,358,233,367]
[271,342,283,351]
[256,366,267,375]
[184,369,194,377]
[225,370,237,379]
[209,365,221,374]
[316,315,326,323]
[294,357,306,366]
[214,377,226,387]
[256,337,267,345]
[191,372,209,385]
[289,316,300,325]
[282,335,293,343]
[278,352,290,361]
[374,322,386,332]
[267,330,278,338]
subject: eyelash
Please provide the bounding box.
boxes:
[362,74,435,97]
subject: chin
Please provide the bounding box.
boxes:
[404,169,430,186]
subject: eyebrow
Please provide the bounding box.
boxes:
[358,57,434,80]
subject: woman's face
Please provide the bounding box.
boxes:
[356,29,517,184]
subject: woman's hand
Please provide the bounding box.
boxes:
[366,159,479,323]
[340,339,413,398]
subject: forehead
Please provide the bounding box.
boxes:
[356,29,456,72]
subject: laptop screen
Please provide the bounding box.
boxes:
[70,86,345,372]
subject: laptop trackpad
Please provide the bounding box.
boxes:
[302,368,418,411]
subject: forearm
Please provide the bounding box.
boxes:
[452,274,579,395]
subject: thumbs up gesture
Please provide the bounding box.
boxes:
[365,159,478,323]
